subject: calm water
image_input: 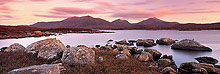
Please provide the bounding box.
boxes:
[0,30,220,66]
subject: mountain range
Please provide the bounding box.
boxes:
[29,15,220,30]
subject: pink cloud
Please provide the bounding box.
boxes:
[0,0,16,5]
[72,0,93,2]
[0,15,15,18]
[111,8,177,19]
[0,6,13,13]
[34,14,69,18]
[206,0,220,3]
[29,0,49,2]
[52,7,98,15]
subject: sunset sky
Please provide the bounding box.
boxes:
[1,0,220,25]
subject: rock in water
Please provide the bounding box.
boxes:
[115,40,129,45]
[61,47,95,66]
[178,62,208,74]
[171,39,212,51]
[136,39,156,47]
[8,63,65,74]
[195,56,218,65]
[156,38,175,45]
[25,38,66,61]
[5,43,25,52]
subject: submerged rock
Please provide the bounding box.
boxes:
[25,38,66,61]
[8,63,65,74]
[171,39,212,51]
[61,47,95,66]
[195,56,218,64]
[156,38,175,45]
[136,39,156,47]
[5,43,25,52]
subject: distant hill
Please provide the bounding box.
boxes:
[112,19,131,25]
[136,17,179,25]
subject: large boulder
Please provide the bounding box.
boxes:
[25,38,66,61]
[5,43,25,52]
[136,39,156,47]
[178,62,208,74]
[144,49,162,61]
[195,56,218,64]
[171,39,212,51]
[156,38,175,45]
[8,63,65,74]
[61,47,95,66]
[135,51,153,62]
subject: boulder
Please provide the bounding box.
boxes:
[156,38,175,45]
[113,44,131,51]
[115,54,128,59]
[25,38,66,61]
[34,31,43,36]
[8,63,65,74]
[66,45,70,48]
[123,49,131,56]
[135,51,153,62]
[77,45,88,48]
[136,39,156,47]
[0,47,7,51]
[44,31,51,35]
[144,49,162,61]
[171,39,212,51]
[95,45,101,48]
[178,62,208,74]
[158,59,172,68]
[161,67,177,74]
[5,43,25,52]
[200,63,216,73]
[195,56,218,64]
[61,47,95,66]
[115,40,129,45]
[100,46,113,50]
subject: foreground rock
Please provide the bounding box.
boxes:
[5,43,25,52]
[195,56,218,64]
[178,62,208,74]
[156,38,175,45]
[135,51,153,62]
[136,39,156,47]
[161,67,177,74]
[25,38,66,61]
[8,63,65,74]
[171,39,212,51]
[115,54,128,60]
[144,49,162,61]
[61,47,95,66]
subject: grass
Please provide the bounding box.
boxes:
[0,50,160,74]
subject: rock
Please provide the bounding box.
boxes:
[113,44,131,51]
[0,47,7,51]
[115,54,128,59]
[144,49,162,61]
[200,63,216,73]
[215,65,220,68]
[26,38,66,61]
[44,31,51,35]
[34,31,43,36]
[171,39,212,51]
[178,62,208,74]
[123,49,131,56]
[129,47,138,55]
[161,67,177,74]
[113,49,120,54]
[161,55,173,61]
[107,39,113,42]
[8,63,65,74]
[100,46,113,50]
[5,43,25,52]
[128,40,137,43]
[61,47,95,66]
[135,51,153,62]
[195,56,218,64]
[136,39,156,47]
[158,59,172,68]
[115,40,129,45]
[66,45,70,48]
[95,45,100,48]
[215,67,220,74]
[156,38,175,45]
[77,45,88,48]
[97,57,104,62]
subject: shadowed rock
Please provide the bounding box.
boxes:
[5,43,25,52]
[171,39,212,51]
[144,49,162,61]
[178,62,208,74]
[195,56,218,64]
[161,67,177,74]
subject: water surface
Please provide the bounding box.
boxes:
[1,30,220,66]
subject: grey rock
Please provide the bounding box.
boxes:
[171,39,212,51]
[156,38,175,45]
[5,43,25,52]
[136,39,156,47]
[26,38,66,61]
[8,63,65,74]
[61,47,95,66]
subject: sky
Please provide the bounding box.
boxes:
[1,0,220,25]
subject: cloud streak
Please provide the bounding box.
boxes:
[34,14,69,18]
[52,7,98,15]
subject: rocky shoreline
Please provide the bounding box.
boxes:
[0,38,219,74]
